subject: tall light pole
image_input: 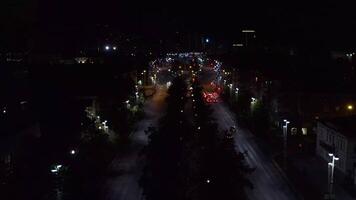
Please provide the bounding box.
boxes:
[327,153,339,199]
[283,119,290,169]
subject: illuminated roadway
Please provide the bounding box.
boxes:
[201,67,298,200]
[102,86,167,200]
[212,103,298,200]
[102,60,298,200]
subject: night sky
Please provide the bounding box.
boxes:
[1,0,356,50]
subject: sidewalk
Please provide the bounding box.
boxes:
[290,154,355,200]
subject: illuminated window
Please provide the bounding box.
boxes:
[302,128,307,135]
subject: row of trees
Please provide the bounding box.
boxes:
[141,77,253,200]
[223,87,271,138]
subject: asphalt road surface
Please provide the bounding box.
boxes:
[102,86,167,200]
[212,102,299,200]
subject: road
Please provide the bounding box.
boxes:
[212,102,299,200]
[102,86,167,200]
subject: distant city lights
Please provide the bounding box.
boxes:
[232,43,244,47]
[242,30,256,33]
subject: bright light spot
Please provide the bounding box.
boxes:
[113,46,117,50]
[70,150,76,155]
[302,128,307,135]
[242,30,256,33]
[232,43,244,47]
[51,164,63,173]
[205,38,210,43]
[197,126,201,130]
[181,110,184,113]
[105,46,110,50]
[347,104,353,110]
[206,179,210,183]
[329,153,334,157]
[125,100,130,104]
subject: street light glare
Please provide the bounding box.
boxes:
[347,104,353,110]
[328,153,334,157]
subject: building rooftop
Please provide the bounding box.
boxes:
[321,115,356,138]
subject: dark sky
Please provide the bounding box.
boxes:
[1,0,356,50]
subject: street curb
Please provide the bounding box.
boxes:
[272,157,304,200]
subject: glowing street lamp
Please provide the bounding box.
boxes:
[347,104,353,111]
[235,87,239,94]
[327,153,339,198]
[51,164,63,173]
[105,45,110,51]
[251,97,257,103]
